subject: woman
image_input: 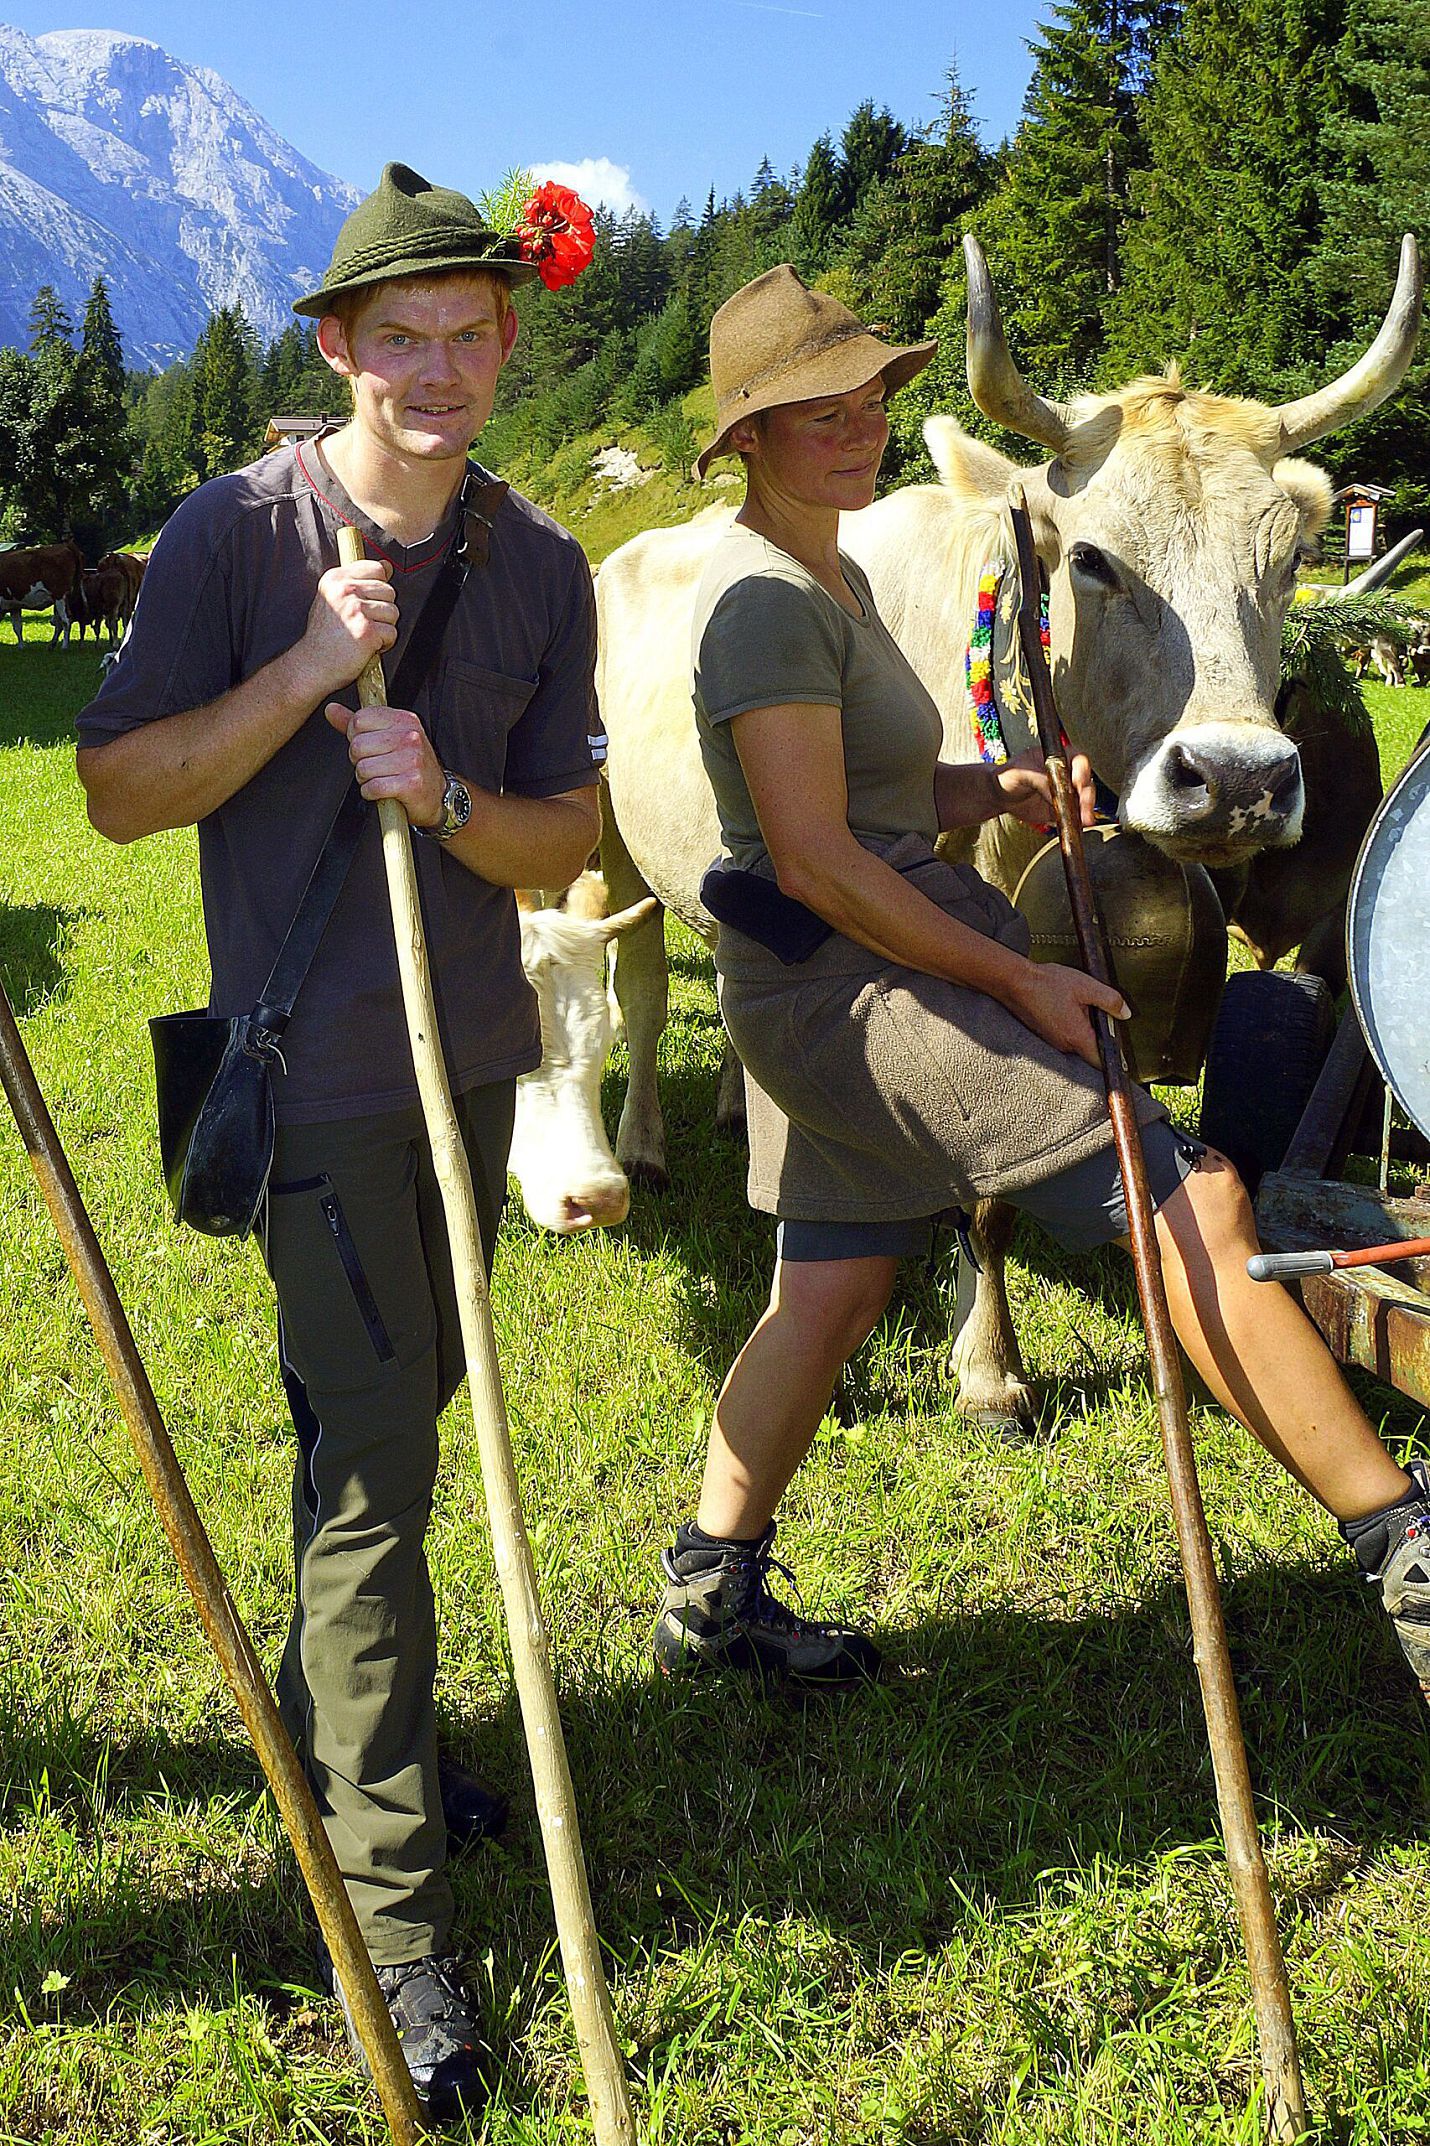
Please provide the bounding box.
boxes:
[653,265,1430,1696]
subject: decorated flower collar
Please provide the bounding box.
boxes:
[966,560,1050,766]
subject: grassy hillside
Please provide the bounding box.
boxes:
[488,387,721,567]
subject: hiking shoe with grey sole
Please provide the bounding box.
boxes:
[654,1520,881,1690]
[330,1951,490,2126]
[1376,1459,1430,1698]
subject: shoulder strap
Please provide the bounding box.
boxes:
[246,469,502,1051]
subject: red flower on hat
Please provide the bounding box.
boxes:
[515,180,596,291]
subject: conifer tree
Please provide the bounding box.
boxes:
[79,277,125,401]
[194,305,260,478]
[1108,0,1349,395]
[988,0,1175,390]
[611,209,669,324]
[71,276,133,551]
[839,101,908,213]
[27,283,74,356]
[665,196,696,286]
[1306,0,1430,515]
[791,135,848,272]
[749,156,796,257]
[839,62,995,340]
[0,324,88,538]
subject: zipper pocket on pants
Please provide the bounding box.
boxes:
[318,1190,397,1363]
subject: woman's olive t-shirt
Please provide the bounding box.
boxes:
[692,526,943,874]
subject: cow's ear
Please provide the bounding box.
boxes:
[924,415,1019,503]
[1273,457,1335,539]
[601,896,659,942]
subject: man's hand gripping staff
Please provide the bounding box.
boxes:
[312,552,452,830]
[334,521,637,2146]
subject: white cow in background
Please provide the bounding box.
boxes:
[509,873,657,1233]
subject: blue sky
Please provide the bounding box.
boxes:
[3,2,1046,221]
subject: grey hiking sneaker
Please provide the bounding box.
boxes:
[654,1520,882,1690]
[330,1951,489,2126]
[1375,1460,1430,1697]
[1344,1458,1430,1699]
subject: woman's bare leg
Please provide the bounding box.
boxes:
[1151,1149,1411,1522]
[696,1254,899,1540]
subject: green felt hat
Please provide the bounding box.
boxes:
[293,161,541,317]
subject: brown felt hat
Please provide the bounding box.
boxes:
[293,161,540,318]
[695,265,936,479]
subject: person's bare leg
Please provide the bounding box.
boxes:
[1151,1149,1411,1522]
[696,1254,899,1540]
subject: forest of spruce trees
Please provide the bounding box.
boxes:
[1,0,1426,555]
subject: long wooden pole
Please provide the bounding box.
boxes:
[0,983,427,2146]
[337,523,636,2146]
[1007,489,1311,2144]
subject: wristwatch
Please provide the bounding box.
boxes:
[418,770,473,843]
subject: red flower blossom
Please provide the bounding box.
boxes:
[515,180,597,291]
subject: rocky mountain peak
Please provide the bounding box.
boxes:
[0,23,359,365]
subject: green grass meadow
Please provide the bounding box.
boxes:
[4,617,1430,2145]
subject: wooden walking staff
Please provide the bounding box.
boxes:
[0,983,427,2146]
[336,522,636,2146]
[1007,487,1310,2144]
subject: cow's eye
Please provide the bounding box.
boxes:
[1070,542,1118,587]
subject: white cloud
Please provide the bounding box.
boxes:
[528,158,648,216]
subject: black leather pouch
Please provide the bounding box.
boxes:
[149,1011,279,1236]
[700,860,832,965]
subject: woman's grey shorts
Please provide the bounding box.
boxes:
[775,1118,1207,1264]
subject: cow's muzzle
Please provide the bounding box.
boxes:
[1120,723,1304,865]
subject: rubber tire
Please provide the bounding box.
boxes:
[1198,969,1336,1193]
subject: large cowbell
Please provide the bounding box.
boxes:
[1013,825,1228,1086]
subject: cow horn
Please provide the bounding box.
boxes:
[1309,526,1424,601]
[963,235,1074,453]
[1274,234,1422,454]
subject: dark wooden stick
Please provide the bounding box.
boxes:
[0,983,427,2144]
[1007,487,1310,2144]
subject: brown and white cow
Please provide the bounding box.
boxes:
[508,874,657,1235]
[98,550,147,624]
[74,562,128,641]
[595,234,1421,1427]
[0,540,84,645]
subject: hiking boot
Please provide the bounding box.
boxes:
[653,1520,881,1690]
[332,1951,490,2126]
[438,1756,508,1851]
[1344,1459,1430,1699]
[1374,1460,1430,1697]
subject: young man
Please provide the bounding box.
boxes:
[76,164,601,2122]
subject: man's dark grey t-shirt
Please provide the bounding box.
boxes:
[78,438,599,1123]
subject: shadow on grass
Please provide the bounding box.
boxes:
[7,1561,1428,2044]
[607,1044,1430,1446]
[0,900,83,1013]
[0,642,103,749]
[600,1050,980,1386]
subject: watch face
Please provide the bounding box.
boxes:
[444,775,472,835]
